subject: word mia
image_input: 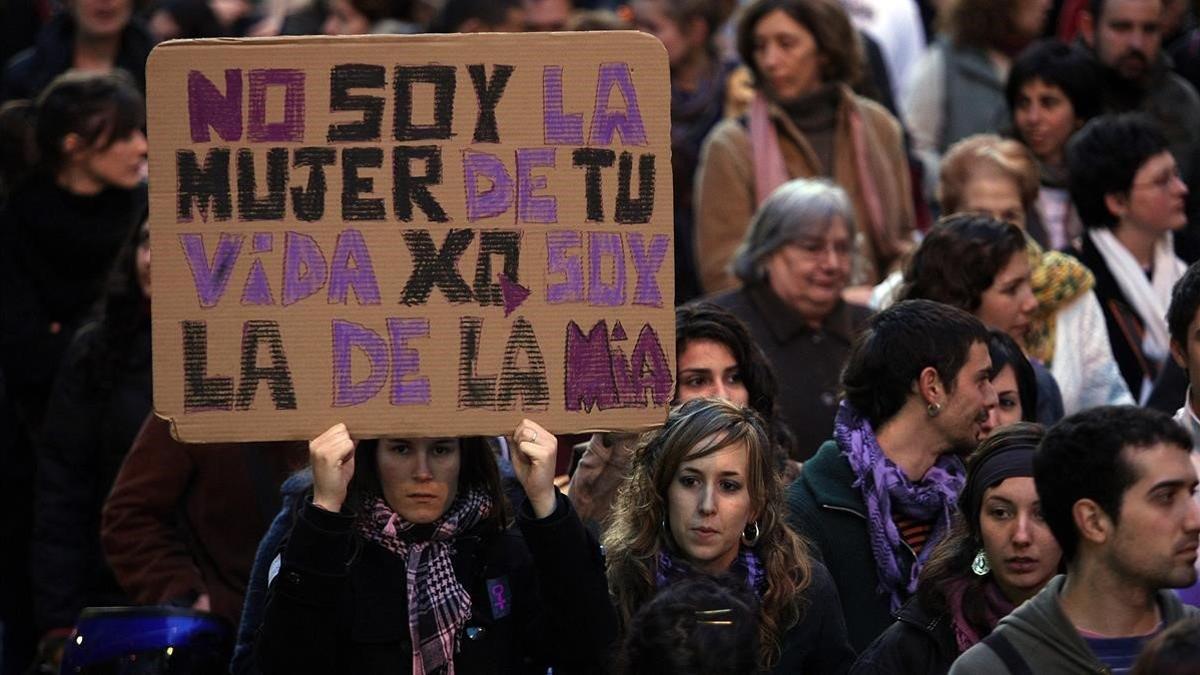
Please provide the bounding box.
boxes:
[180,316,671,413]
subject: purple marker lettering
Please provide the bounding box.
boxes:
[179,232,243,308]
[542,66,583,145]
[589,63,647,146]
[248,69,305,143]
[517,147,556,223]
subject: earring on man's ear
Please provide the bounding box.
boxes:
[971,549,990,576]
[927,402,942,418]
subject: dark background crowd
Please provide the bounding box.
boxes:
[7,0,1200,673]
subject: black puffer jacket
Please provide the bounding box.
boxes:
[257,492,615,674]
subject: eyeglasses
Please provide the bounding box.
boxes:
[1131,168,1185,192]
[789,238,853,259]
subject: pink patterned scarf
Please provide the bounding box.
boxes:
[356,489,492,675]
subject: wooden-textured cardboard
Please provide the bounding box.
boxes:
[148,32,674,441]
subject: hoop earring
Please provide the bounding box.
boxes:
[971,549,990,576]
[926,402,942,418]
[741,521,761,547]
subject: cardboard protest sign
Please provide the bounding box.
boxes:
[148,32,674,442]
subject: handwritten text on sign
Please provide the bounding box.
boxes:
[148,33,674,441]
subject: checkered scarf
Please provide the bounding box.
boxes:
[356,489,492,675]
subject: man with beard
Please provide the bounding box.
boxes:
[787,299,997,651]
[1079,0,1200,258]
[951,406,1200,674]
[1079,0,1200,144]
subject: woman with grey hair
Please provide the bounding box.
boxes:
[710,178,872,460]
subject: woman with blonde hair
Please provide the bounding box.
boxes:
[604,397,854,673]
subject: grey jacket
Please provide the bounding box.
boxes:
[938,41,1007,153]
[950,575,1199,674]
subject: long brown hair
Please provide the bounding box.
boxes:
[603,398,812,669]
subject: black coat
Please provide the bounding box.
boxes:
[771,560,857,674]
[850,598,958,675]
[710,284,871,460]
[0,178,145,430]
[257,493,616,674]
[0,13,154,102]
[787,441,916,653]
[30,315,152,630]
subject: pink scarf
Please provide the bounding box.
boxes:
[748,90,901,274]
[355,489,492,675]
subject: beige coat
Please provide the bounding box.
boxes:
[693,87,914,292]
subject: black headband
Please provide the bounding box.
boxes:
[963,447,1036,531]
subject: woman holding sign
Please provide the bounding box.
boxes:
[604,397,855,673]
[256,420,615,674]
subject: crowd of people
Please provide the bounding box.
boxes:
[6,0,1200,673]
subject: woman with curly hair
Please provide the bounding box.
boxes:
[899,148,1133,417]
[851,423,1061,674]
[604,397,854,673]
[1005,39,1102,250]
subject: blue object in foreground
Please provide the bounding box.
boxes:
[61,607,232,674]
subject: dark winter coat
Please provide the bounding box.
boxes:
[0,12,154,102]
[101,415,306,627]
[851,597,959,675]
[30,315,150,631]
[786,440,918,652]
[710,284,871,460]
[256,492,616,674]
[0,178,146,430]
[770,560,857,674]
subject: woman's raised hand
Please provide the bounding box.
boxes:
[310,423,356,513]
[511,419,558,519]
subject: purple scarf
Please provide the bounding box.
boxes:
[655,549,766,598]
[835,402,965,612]
[356,489,492,675]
